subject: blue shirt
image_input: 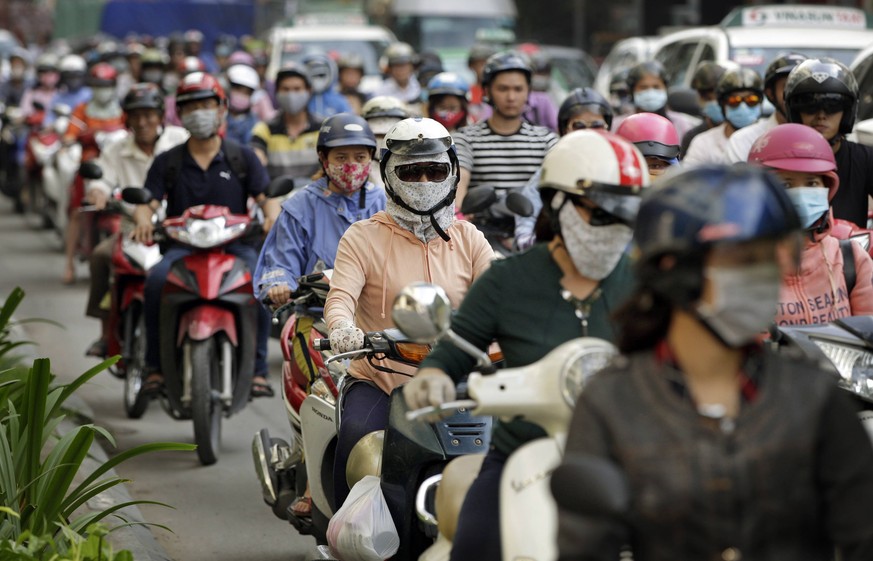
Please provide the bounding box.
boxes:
[254,176,386,300]
[44,87,92,125]
[144,139,270,217]
[226,112,258,146]
[307,89,352,121]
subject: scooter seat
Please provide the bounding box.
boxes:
[435,453,485,542]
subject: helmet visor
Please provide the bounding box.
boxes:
[582,183,644,226]
[385,135,452,157]
[791,92,850,115]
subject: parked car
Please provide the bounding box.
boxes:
[267,16,396,95]
[517,43,599,109]
[652,4,873,89]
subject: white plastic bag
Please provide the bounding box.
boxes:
[327,475,399,561]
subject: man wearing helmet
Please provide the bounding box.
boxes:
[404,130,648,561]
[454,51,558,232]
[302,52,352,121]
[324,117,493,507]
[45,54,92,127]
[360,95,411,188]
[337,53,367,115]
[748,123,873,326]
[255,113,386,306]
[616,112,680,181]
[680,61,730,155]
[251,62,321,181]
[131,71,281,398]
[224,63,260,145]
[784,57,873,228]
[684,67,764,166]
[558,165,873,561]
[375,42,421,105]
[611,60,699,139]
[81,83,189,357]
[726,53,807,163]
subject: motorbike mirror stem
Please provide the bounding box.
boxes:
[441,329,496,374]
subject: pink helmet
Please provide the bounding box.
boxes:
[227,50,256,68]
[615,113,680,160]
[747,123,839,200]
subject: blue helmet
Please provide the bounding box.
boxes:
[633,164,799,304]
[427,72,470,99]
[316,113,377,152]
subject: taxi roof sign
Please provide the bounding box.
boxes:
[721,5,872,30]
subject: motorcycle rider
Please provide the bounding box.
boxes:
[557,164,873,561]
[466,43,498,124]
[255,113,386,305]
[680,61,729,156]
[403,130,648,561]
[684,67,764,166]
[522,50,559,132]
[20,53,60,119]
[360,95,411,188]
[138,48,169,91]
[784,57,873,228]
[82,83,189,357]
[250,62,321,181]
[426,72,471,132]
[45,54,92,127]
[454,51,558,219]
[131,71,281,398]
[747,123,873,325]
[324,117,493,507]
[61,62,126,285]
[611,60,699,140]
[727,53,807,163]
[375,42,421,105]
[303,51,352,121]
[615,112,680,181]
[515,87,613,250]
[224,63,260,145]
[336,53,368,115]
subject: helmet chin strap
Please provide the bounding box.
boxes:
[385,184,456,242]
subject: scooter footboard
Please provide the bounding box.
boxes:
[500,438,563,561]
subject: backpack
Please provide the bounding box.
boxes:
[163,138,249,193]
[840,238,857,295]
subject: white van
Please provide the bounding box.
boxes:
[652,5,873,88]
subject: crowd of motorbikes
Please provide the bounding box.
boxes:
[5,102,873,561]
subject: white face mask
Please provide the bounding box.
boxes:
[277,91,310,114]
[92,87,116,106]
[558,201,632,280]
[181,108,220,139]
[696,263,781,347]
[385,152,456,243]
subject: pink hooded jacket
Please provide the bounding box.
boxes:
[776,232,873,326]
[325,212,494,394]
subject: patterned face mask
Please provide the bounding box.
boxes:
[385,152,457,243]
[326,161,370,194]
[558,201,632,280]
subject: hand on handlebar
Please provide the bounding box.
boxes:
[329,319,365,354]
[266,283,292,307]
[85,188,109,210]
[403,368,457,418]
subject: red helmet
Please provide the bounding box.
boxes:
[87,62,118,87]
[175,71,226,106]
[615,113,680,160]
[747,123,839,200]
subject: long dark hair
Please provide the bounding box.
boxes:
[613,287,673,354]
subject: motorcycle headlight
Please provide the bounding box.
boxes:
[560,343,616,408]
[166,217,247,248]
[311,377,336,406]
[812,339,873,400]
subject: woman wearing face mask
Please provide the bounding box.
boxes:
[611,60,699,141]
[251,62,321,181]
[255,113,387,306]
[747,124,873,326]
[325,117,494,509]
[403,130,648,561]
[556,164,873,561]
[20,53,61,118]
[224,63,260,145]
[426,72,471,132]
[684,67,764,166]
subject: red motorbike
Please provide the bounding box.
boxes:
[123,179,291,465]
[23,102,65,228]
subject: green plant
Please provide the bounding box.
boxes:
[0,517,133,561]
[0,288,196,555]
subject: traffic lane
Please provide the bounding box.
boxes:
[0,200,319,561]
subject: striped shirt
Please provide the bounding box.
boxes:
[250,113,322,181]
[455,120,558,192]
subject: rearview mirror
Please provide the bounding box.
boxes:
[460,185,498,215]
[551,454,629,519]
[121,187,153,205]
[505,191,534,217]
[78,161,103,180]
[392,282,453,343]
[265,175,296,199]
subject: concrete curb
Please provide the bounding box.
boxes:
[11,316,173,561]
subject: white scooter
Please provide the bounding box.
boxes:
[392,282,617,561]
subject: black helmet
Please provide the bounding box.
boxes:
[481,51,532,87]
[275,61,310,88]
[716,68,763,103]
[690,61,727,92]
[123,82,165,113]
[626,61,668,92]
[609,69,629,93]
[316,113,377,153]
[784,57,858,136]
[763,52,807,91]
[557,87,613,132]
[633,164,799,306]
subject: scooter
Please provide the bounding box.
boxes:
[0,102,25,212]
[23,102,64,228]
[122,178,293,465]
[40,104,78,236]
[394,282,617,561]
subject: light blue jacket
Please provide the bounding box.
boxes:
[254,176,386,301]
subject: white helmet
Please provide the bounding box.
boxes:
[539,130,649,225]
[58,54,86,73]
[380,117,459,242]
[226,64,260,91]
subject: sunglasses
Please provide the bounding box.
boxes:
[395,162,451,183]
[725,93,762,108]
[569,120,607,131]
[570,197,622,226]
[793,93,848,115]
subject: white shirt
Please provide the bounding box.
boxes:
[725,114,778,163]
[683,123,731,166]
